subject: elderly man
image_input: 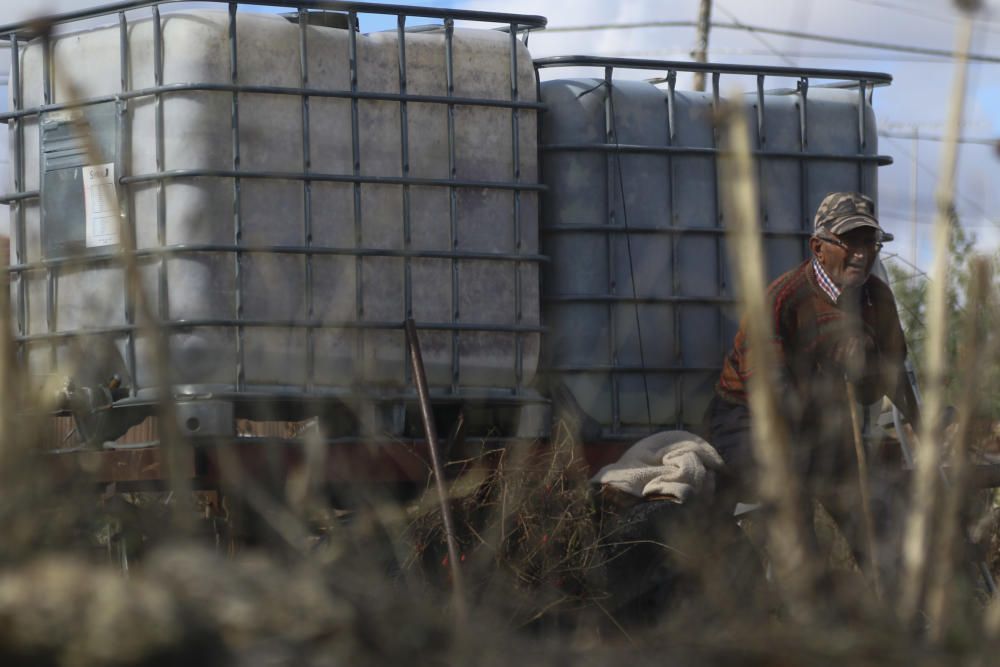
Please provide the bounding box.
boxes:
[705,192,919,499]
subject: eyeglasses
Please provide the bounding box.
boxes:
[817,235,883,254]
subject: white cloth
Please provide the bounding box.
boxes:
[592,430,726,503]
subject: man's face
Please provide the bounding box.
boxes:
[810,227,880,289]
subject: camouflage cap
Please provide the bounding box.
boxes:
[813,192,894,242]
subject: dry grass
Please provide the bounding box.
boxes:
[402,426,609,627]
[3,423,1000,666]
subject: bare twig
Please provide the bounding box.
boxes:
[592,599,637,648]
[928,258,991,640]
[716,98,814,621]
[845,380,882,600]
[42,15,195,530]
[899,13,975,627]
[978,283,1000,637]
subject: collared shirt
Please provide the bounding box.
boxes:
[812,258,841,304]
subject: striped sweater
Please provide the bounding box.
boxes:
[716,259,907,410]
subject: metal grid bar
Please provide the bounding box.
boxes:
[711,71,726,400]
[92,433,550,451]
[7,246,548,272]
[543,225,813,237]
[41,34,52,105]
[540,144,891,163]
[535,56,892,84]
[16,319,546,343]
[42,33,56,370]
[153,6,166,321]
[0,191,37,205]
[551,294,740,304]
[115,169,544,190]
[119,12,129,106]
[752,74,769,417]
[10,35,27,355]
[228,2,246,391]
[299,6,315,392]
[119,10,138,396]
[755,74,768,230]
[665,69,681,430]
[0,0,547,36]
[0,84,544,122]
[797,76,810,262]
[858,81,867,153]
[509,22,523,396]
[548,365,721,373]
[857,80,867,196]
[445,18,458,393]
[603,66,620,432]
[756,75,766,147]
[398,13,413,388]
[533,27,545,397]
[108,390,548,410]
[348,11,364,381]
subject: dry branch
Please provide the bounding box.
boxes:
[40,16,197,530]
[715,98,814,621]
[927,259,991,640]
[899,13,975,627]
[845,380,881,599]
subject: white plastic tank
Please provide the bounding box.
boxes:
[6,8,541,415]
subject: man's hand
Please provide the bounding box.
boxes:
[831,333,876,383]
[831,333,876,364]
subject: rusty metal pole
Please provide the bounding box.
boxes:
[692,0,713,92]
[404,318,467,623]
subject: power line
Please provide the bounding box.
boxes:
[842,0,1000,34]
[878,130,999,146]
[880,214,999,231]
[882,255,929,329]
[544,20,696,34]
[714,2,796,67]
[543,20,1000,64]
[882,253,995,329]
[603,47,989,64]
[844,0,954,24]
[883,252,930,278]
[880,134,993,223]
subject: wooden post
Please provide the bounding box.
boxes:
[692,0,713,92]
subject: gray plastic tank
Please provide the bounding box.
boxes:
[5,7,543,433]
[537,60,889,438]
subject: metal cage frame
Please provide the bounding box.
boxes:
[534,55,893,436]
[0,1,549,425]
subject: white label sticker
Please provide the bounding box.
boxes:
[83,163,120,248]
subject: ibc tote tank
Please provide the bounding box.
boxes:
[3,4,546,440]
[536,58,891,439]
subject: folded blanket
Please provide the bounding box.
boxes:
[592,431,726,503]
